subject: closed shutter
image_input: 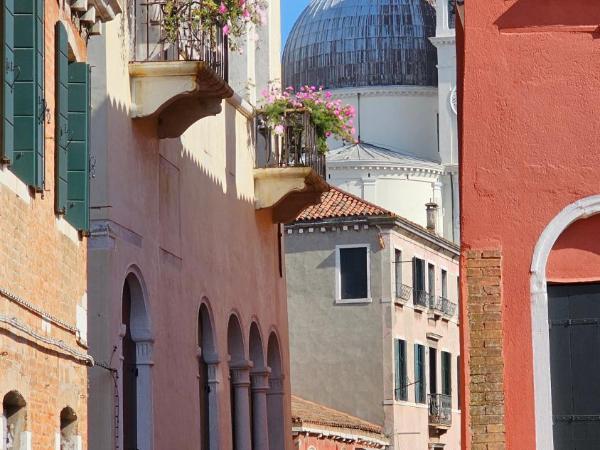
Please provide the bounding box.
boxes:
[2,0,15,164]
[442,351,452,396]
[66,62,89,231]
[55,22,68,214]
[398,340,407,400]
[394,340,401,401]
[415,344,424,403]
[12,0,44,188]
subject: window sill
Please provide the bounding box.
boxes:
[335,298,372,305]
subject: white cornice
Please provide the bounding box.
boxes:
[330,85,438,99]
[328,163,444,176]
[430,35,456,47]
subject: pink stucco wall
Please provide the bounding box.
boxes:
[458,1,600,448]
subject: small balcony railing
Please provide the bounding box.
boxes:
[131,0,228,80]
[396,284,413,303]
[256,111,326,179]
[438,296,457,318]
[429,394,452,427]
[413,289,429,309]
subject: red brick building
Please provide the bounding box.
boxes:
[457,1,600,449]
[0,0,118,448]
[292,396,389,450]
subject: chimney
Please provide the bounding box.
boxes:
[426,202,439,233]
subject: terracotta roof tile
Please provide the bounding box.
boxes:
[291,395,385,437]
[297,187,394,222]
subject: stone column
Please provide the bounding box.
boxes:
[230,361,252,450]
[136,339,154,450]
[203,352,221,450]
[267,375,285,450]
[251,369,271,450]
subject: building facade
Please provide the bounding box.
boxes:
[283,0,460,243]
[85,0,325,449]
[458,1,600,449]
[0,0,118,448]
[285,188,461,449]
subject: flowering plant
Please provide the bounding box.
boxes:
[258,85,356,154]
[163,0,268,52]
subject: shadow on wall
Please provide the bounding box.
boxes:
[495,0,600,32]
[547,215,600,283]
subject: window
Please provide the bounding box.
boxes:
[429,347,437,394]
[2,391,26,450]
[60,407,78,449]
[336,245,370,301]
[457,355,461,409]
[441,269,448,299]
[412,257,426,306]
[414,344,426,404]
[428,263,436,308]
[394,339,407,401]
[394,249,403,298]
[442,351,452,396]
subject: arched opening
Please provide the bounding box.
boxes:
[531,196,600,450]
[121,271,153,450]
[249,322,269,449]
[267,332,285,450]
[198,302,217,450]
[2,391,26,450]
[227,314,249,450]
[60,407,78,449]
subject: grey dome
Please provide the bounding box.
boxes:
[283,0,438,90]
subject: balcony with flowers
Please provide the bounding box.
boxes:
[254,86,356,223]
[128,0,266,138]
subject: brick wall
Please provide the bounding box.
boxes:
[0,1,89,448]
[465,250,505,450]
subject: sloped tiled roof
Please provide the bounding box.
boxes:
[296,186,394,222]
[291,395,386,438]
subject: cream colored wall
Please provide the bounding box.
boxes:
[382,230,461,450]
[87,2,292,449]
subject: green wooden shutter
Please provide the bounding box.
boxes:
[399,340,407,400]
[66,62,89,231]
[394,339,401,401]
[12,0,43,188]
[414,343,420,403]
[55,22,68,214]
[442,351,452,396]
[2,0,15,164]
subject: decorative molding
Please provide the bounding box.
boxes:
[531,194,600,450]
[330,85,438,99]
[327,164,444,176]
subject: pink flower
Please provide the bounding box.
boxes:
[223,24,230,35]
[219,2,228,14]
[274,125,285,135]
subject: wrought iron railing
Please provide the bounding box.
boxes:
[438,296,457,318]
[131,0,228,80]
[396,284,413,303]
[413,289,429,308]
[256,111,326,179]
[429,394,452,426]
[448,0,456,29]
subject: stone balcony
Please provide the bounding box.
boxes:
[254,112,329,224]
[128,1,232,138]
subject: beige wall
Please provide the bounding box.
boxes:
[88,1,292,448]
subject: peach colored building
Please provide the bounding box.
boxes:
[457,1,600,449]
[85,1,327,449]
[0,0,118,448]
[286,188,461,450]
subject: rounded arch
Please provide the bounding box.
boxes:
[198,299,217,359]
[3,391,27,449]
[267,331,283,378]
[530,194,600,450]
[227,313,246,363]
[249,321,266,370]
[60,406,78,446]
[123,266,152,342]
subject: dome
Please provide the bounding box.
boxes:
[283,0,438,90]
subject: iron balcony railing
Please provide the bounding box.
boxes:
[429,394,452,427]
[439,296,457,318]
[413,289,429,308]
[396,283,413,302]
[131,0,228,80]
[256,111,326,179]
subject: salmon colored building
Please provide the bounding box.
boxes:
[457,1,600,449]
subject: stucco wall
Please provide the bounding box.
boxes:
[87,1,292,449]
[459,1,600,448]
[285,227,385,425]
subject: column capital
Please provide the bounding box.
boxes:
[135,339,154,365]
[230,360,252,386]
[251,368,271,392]
[267,374,285,395]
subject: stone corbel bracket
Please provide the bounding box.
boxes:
[89,0,122,22]
[254,167,330,224]
[129,61,234,139]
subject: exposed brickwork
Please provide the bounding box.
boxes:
[0,2,89,448]
[466,250,505,450]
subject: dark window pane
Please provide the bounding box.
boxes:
[340,247,368,299]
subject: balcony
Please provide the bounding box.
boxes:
[429,393,452,431]
[413,289,429,309]
[129,1,233,138]
[396,284,413,304]
[254,111,329,223]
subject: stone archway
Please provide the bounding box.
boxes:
[249,322,270,450]
[530,195,600,450]
[198,301,220,450]
[2,391,27,450]
[227,314,250,450]
[267,332,285,450]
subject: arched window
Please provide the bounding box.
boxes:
[227,314,249,450]
[267,332,285,450]
[249,323,269,449]
[198,303,217,450]
[2,391,26,450]
[121,271,153,450]
[60,407,79,449]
